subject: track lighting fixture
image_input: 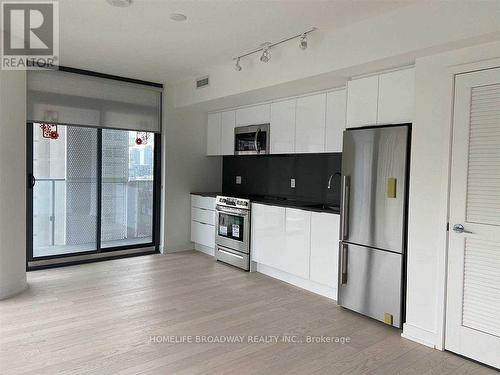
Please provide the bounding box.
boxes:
[232,27,316,71]
[234,57,242,71]
[299,33,307,50]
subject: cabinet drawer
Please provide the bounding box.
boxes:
[191,207,215,225]
[191,194,216,210]
[191,220,215,248]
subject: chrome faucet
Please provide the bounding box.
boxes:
[327,172,342,189]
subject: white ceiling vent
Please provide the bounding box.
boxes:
[196,76,209,89]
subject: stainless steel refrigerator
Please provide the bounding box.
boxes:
[338,124,410,328]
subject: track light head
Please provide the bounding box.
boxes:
[299,34,307,50]
[260,51,270,63]
[234,57,242,71]
[260,43,271,63]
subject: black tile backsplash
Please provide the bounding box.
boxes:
[222,153,342,205]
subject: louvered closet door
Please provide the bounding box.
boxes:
[446,68,500,369]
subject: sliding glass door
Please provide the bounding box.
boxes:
[28,123,159,261]
[101,129,154,248]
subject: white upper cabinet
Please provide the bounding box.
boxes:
[207,112,221,156]
[235,104,270,127]
[295,93,326,153]
[325,89,346,152]
[346,67,415,128]
[346,75,379,128]
[207,66,414,155]
[310,212,339,290]
[377,68,414,124]
[270,99,296,154]
[221,110,236,155]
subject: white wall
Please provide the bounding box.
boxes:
[174,0,500,111]
[0,69,27,299]
[403,41,500,349]
[161,86,222,253]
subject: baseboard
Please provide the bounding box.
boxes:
[0,276,27,300]
[190,249,337,300]
[164,245,194,253]
[256,263,337,301]
[194,243,215,256]
[401,323,437,349]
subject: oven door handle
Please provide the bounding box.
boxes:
[218,248,244,259]
[216,206,249,216]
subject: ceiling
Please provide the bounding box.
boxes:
[59,0,416,85]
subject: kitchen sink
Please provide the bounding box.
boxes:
[304,203,340,212]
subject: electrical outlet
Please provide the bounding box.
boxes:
[290,178,296,188]
[236,176,242,184]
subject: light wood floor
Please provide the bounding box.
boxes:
[0,251,496,375]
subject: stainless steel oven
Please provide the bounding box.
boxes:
[215,196,251,270]
[234,124,270,155]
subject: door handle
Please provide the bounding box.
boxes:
[254,128,261,153]
[452,224,471,234]
[218,248,243,259]
[341,175,350,240]
[28,174,36,188]
[340,243,348,285]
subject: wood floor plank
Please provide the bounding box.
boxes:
[0,251,495,374]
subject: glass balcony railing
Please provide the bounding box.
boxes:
[33,178,153,258]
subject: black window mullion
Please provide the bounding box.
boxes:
[153,132,162,248]
[96,128,102,252]
[26,123,34,264]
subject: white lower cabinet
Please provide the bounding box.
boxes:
[191,194,216,253]
[192,194,216,211]
[191,220,215,248]
[252,205,310,279]
[310,212,339,290]
[284,208,311,279]
[251,203,285,266]
[191,207,215,226]
[251,203,340,299]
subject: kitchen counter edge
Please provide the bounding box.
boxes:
[190,192,340,215]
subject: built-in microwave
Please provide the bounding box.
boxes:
[234,124,270,155]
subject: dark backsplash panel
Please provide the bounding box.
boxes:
[222,153,342,205]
